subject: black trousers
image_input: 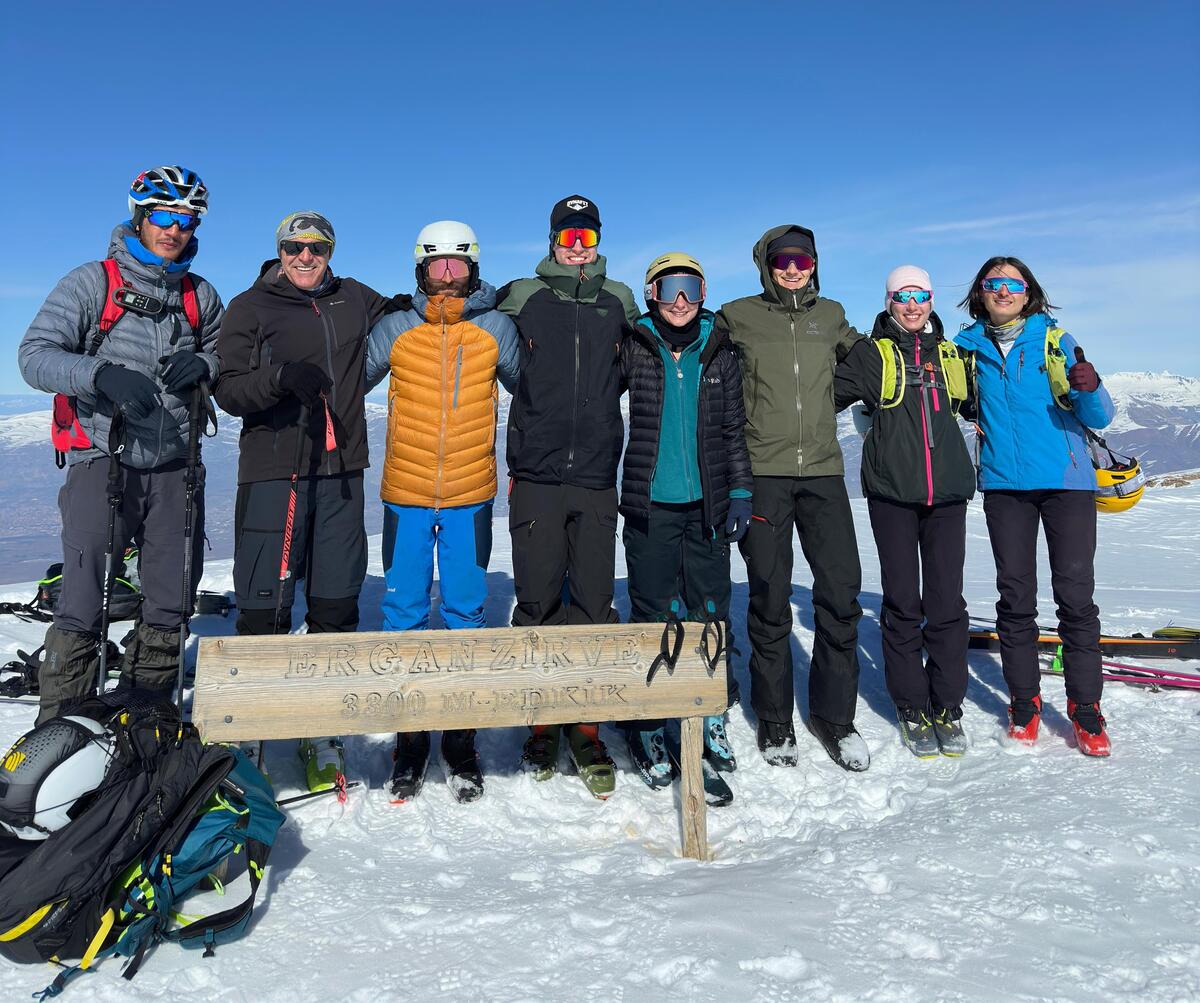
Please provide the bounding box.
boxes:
[509,480,618,626]
[623,501,739,713]
[233,472,366,635]
[54,457,204,634]
[739,475,862,725]
[984,489,1102,704]
[868,497,968,712]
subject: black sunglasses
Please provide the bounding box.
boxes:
[280,240,332,258]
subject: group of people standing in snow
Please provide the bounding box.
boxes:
[18,166,1118,808]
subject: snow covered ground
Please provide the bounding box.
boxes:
[1,487,1198,1002]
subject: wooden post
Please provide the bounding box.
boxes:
[191,623,726,860]
[678,716,709,861]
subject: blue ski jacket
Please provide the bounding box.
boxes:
[954,313,1114,492]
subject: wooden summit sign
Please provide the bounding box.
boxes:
[191,622,728,860]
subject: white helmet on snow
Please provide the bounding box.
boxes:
[0,716,114,840]
[413,220,480,263]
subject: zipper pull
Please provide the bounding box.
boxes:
[311,300,320,316]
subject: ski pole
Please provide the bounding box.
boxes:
[273,402,311,634]
[174,382,206,715]
[96,412,125,693]
[259,402,311,768]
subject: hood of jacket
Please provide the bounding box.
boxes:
[412,280,500,324]
[870,309,946,351]
[956,311,1053,358]
[752,223,820,307]
[533,253,611,304]
[250,258,344,303]
[109,221,198,282]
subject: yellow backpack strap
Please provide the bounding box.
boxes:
[938,341,968,412]
[1044,326,1073,410]
[876,339,905,409]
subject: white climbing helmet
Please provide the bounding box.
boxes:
[413,221,480,263]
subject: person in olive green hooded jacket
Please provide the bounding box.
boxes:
[716,224,869,772]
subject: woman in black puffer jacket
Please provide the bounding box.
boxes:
[834,265,975,760]
[618,253,752,799]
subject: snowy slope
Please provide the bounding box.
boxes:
[0,489,1198,1001]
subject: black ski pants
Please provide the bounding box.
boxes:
[509,480,618,626]
[233,472,366,635]
[622,501,739,722]
[868,497,968,712]
[54,456,204,635]
[984,489,1102,704]
[739,475,862,726]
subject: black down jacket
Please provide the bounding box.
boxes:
[619,312,753,531]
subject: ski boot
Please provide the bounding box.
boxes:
[442,729,484,803]
[625,724,674,790]
[932,706,969,757]
[1067,700,1111,758]
[757,718,799,768]
[298,736,346,794]
[896,706,940,759]
[521,725,561,781]
[1007,695,1042,745]
[703,714,737,772]
[390,731,431,801]
[565,724,615,800]
[808,715,870,772]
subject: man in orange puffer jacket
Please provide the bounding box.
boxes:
[365,221,519,802]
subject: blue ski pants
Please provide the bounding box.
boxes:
[381,502,493,631]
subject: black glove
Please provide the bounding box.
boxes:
[1068,346,1099,393]
[159,351,208,394]
[724,497,753,542]
[277,362,331,407]
[95,364,160,420]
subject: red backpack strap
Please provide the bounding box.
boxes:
[97,259,127,339]
[180,275,201,332]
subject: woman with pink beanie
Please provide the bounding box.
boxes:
[834,266,976,758]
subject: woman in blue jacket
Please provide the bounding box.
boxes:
[955,257,1115,756]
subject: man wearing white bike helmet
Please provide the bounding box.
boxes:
[365,221,519,803]
[18,166,224,724]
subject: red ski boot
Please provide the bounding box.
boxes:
[1007,695,1042,745]
[1067,700,1111,758]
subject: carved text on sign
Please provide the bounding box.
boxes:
[281,631,649,680]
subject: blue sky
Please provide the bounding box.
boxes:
[1,0,1197,392]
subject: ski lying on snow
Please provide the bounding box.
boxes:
[969,626,1200,660]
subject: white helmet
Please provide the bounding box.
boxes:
[413,220,480,263]
[0,716,114,840]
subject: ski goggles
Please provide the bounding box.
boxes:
[980,277,1028,294]
[768,252,814,272]
[645,273,705,305]
[280,239,333,258]
[890,290,932,304]
[552,227,600,249]
[425,257,472,280]
[144,209,201,231]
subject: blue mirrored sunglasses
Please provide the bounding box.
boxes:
[890,290,932,304]
[144,209,201,231]
[981,277,1027,294]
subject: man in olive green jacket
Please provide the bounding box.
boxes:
[716,224,868,772]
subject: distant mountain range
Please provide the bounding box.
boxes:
[1,371,1196,582]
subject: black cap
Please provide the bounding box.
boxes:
[766,229,816,258]
[550,195,601,233]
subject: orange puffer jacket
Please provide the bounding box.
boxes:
[365,282,520,508]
